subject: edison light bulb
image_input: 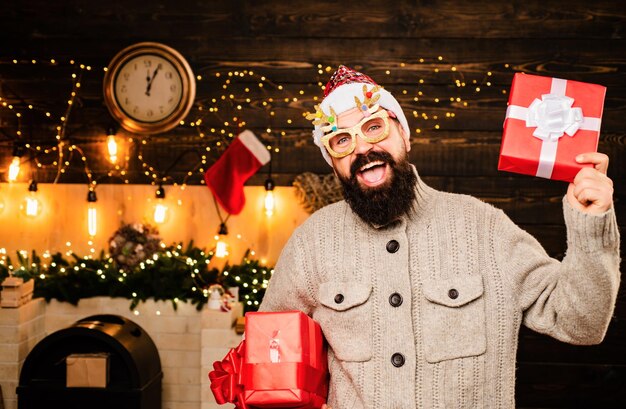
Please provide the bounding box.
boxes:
[22,181,42,218]
[264,190,275,217]
[153,184,168,224]
[215,223,229,258]
[8,156,20,182]
[87,190,98,237]
[153,201,168,224]
[215,239,229,258]
[264,178,275,217]
[107,134,118,164]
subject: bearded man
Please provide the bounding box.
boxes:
[259,66,620,408]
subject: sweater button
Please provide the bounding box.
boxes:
[334,293,344,304]
[386,240,400,253]
[448,289,459,299]
[391,353,405,367]
[389,292,403,307]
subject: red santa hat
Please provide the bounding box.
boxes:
[312,66,410,165]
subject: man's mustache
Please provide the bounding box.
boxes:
[350,151,396,178]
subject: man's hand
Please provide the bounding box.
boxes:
[566,152,614,215]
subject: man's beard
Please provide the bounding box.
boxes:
[337,150,417,226]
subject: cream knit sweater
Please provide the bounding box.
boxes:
[260,171,621,408]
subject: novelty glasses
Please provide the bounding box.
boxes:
[321,110,391,158]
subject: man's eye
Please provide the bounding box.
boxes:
[337,136,350,145]
[367,124,381,132]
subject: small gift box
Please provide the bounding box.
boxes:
[66,353,110,388]
[209,311,328,409]
[498,73,605,182]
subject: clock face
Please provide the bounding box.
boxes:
[114,54,183,123]
[103,42,196,134]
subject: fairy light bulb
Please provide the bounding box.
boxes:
[87,189,98,237]
[153,184,169,224]
[215,223,229,258]
[22,180,42,217]
[107,128,118,164]
[264,177,275,217]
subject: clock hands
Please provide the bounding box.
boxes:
[145,64,162,96]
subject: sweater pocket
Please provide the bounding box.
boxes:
[315,281,373,362]
[422,274,487,363]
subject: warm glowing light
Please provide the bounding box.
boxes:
[215,222,229,258]
[87,190,98,236]
[153,184,169,224]
[215,239,228,258]
[153,201,168,224]
[22,181,42,217]
[107,134,118,163]
[264,190,275,217]
[264,177,275,217]
[88,205,97,236]
[8,157,20,182]
[24,195,41,217]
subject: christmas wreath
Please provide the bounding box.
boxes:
[109,223,161,269]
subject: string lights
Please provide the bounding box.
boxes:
[0,239,272,313]
[1,56,512,254]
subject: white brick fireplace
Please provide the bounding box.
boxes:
[0,297,243,409]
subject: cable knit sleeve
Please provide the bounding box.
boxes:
[258,227,317,316]
[495,197,621,345]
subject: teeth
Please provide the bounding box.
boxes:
[359,161,384,172]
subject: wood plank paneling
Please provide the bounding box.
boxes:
[0,2,624,407]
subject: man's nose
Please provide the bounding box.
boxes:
[353,133,374,155]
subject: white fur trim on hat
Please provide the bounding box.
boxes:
[312,82,410,166]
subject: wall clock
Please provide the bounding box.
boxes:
[103,42,196,134]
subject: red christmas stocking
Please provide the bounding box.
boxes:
[204,130,271,215]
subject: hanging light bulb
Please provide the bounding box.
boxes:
[107,128,118,164]
[153,184,169,224]
[87,189,98,237]
[215,222,229,258]
[22,180,42,218]
[8,144,25,182]
[264,177,275,217]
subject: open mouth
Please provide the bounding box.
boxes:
[356,160,388,187]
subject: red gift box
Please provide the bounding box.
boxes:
[498,73,605,182]
[209,311,328,409]
[243,311,328,408]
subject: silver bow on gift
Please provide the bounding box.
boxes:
[526,94,583,142]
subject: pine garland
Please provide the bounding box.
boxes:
[0,243,272,313]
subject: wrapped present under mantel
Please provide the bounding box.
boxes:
[1,276,35,308]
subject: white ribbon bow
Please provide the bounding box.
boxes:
[526,94,583,142]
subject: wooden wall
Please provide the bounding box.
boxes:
[0,1,624,407]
